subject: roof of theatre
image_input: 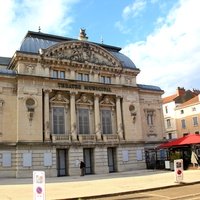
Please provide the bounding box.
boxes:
[19,31,137,69]
[0,30,163,92]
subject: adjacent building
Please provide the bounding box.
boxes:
[175,94,200,136]
[162,87,199,139]
[0,29,164,178]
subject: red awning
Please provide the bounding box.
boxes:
[158,134,200,149]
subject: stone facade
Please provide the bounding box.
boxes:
[0,30,164,177]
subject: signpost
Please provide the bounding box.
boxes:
[174,159,183,183]
[33,171,46,200]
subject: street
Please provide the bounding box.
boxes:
[91,183,200,200]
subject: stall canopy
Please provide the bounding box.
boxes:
[158,134,200,149]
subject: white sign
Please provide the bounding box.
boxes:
[122,150,129,162]
[33,171,45,200]
[174,159,183,183]
[136,149,143,161]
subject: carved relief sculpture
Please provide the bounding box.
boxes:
[129,104,137,123]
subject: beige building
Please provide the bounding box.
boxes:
[162,87,199,139]
[175,95,200,136]
[0,30,164,178]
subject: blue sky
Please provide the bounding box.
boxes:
[0,0,199,96]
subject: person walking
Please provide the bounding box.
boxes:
[80,161,85,176]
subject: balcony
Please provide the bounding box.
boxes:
[103,134,119,142]
[78,134,96,143]
[51,134,71,143]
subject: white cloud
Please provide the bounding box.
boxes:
[122,0,146,19]
[115,21,131,34]
[122,0,200,96]
[0,0,79,57]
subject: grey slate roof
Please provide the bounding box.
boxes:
[0,68,16,75]
[0,57,11,66]
[19,31,137,69]
[1,31,162,92]
[137,84,163,92]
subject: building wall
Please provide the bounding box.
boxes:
[162,101,178,139]
[175,100,200,137]
[0,38,164,177]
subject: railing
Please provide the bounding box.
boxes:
[103,134,119,142]
[79,134,96,142]
[51,133,120,143]
[51,134,71,142]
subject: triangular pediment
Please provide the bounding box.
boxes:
[50,92,69,104]
[76,94,93,106]
[42,41,121,67]
[100,96,115,107]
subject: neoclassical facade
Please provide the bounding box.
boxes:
[0,30,164,177]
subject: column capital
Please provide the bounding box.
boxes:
[116,95,122,100]
[70,91,78,96]
[43,88,52,93]
[94,93,101,97]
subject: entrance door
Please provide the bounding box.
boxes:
[107,147,117,173]
[83,148,93,175]
[57,149,68,176]
[145,150,156,169]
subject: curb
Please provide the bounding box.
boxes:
[55,181,200,200]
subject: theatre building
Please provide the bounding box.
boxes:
[0,29,164,177]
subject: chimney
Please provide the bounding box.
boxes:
[78,28,88,41]
[176,87,185,96]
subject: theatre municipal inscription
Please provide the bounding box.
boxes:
[58,83,111,92]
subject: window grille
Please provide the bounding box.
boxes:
[101,110,112,134]
[53,107,65,134]
[78,109,90,134]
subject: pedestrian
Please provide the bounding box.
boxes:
[191,151,199,168]
[80,161,85,176]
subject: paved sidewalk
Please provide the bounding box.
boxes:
[0,169,200,200]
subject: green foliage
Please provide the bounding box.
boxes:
[170,151,181,161]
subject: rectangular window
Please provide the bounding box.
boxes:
[180,110,184,114]
[53,70,58,78]
[77,73,89,82]
[192,107,196,111]
[100,76,111,84]
[53,107,65,134]
[52,70,65,79]
[193,117,198,126]
[166,119,171,128]
[101,110,112,134]
[60,71,65,79]
[78,108,90,134]
[181,119,186,129]
[168,133,172,140]
[77,73,82,81]
[83,74,89,81]
[165,106,168,114]
[105,77,111,84]
[147,111,153,125]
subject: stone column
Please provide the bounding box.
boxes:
[94,94,102,140]
[0,99,4,141]
[44,89,51,141]
[70,92,77,141]
[116,96,124,140]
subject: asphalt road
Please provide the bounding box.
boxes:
[91,183,200,200]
